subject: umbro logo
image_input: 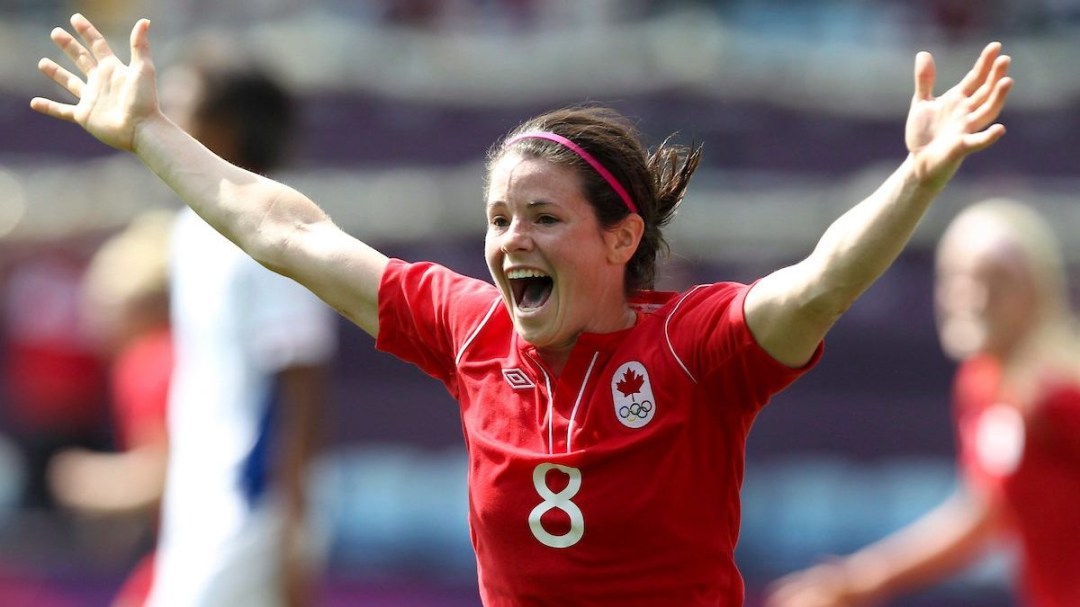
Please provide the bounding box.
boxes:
[502,368,535,390]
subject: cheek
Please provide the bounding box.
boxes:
[937,275,989,320]
[484,235,500,263]
[989,295,1032,338]
[937,314,987,360]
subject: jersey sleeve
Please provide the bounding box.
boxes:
[666,281,822,412]
[376,259,501,386]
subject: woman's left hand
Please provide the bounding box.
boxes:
[905,42,1013,189]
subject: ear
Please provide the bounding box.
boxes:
[604,214,645,265]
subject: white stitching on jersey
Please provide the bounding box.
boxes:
[455,297,502,366]
[565,351,599,453]
[665,285,702,384]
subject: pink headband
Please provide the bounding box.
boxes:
[505,131,638,215]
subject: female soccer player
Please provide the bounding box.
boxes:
[31,14,1011,606]
[766,200,1080,607]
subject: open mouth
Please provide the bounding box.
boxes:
[507,268,553,310]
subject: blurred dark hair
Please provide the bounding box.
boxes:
[176,42,297,176]
[488,105,702,292]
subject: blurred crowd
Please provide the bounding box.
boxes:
[3,0,1080,37]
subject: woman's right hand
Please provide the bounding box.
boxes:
[31,14,162,153]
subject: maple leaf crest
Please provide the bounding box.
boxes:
[615,369,645,398]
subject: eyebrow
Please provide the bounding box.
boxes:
[485,199,557,212]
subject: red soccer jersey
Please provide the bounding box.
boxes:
[954,356,1080,607]
[377,260,818,606]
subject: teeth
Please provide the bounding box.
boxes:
[506,268,549,280]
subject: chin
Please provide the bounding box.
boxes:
[513,320,571,352]
[939,320,989,362]
[944,339,993,362]
[511,318,546,344]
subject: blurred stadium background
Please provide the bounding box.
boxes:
[1,0,1079,605]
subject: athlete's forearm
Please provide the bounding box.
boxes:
[804,154,940,315]
[838,492,995,602]
[133,114,328,270]
[745,155,944,366]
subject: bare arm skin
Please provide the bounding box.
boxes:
[275,364,327,607]
[764,489,1000,607]
[31,15,387,337]
[745,44,1012,367]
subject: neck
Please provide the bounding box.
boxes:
[998,315,1080,407]
[536,348,572,377]
[534,306,637,376]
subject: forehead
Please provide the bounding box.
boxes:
[937,225,1027,284]
[486,152,583,203]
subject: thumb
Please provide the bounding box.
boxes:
[130,18,152,64]
[913,51,935,101]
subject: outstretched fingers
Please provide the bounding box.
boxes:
[38,57,85,99]
[906,42,1012,175]
[33,20,91,123]
[966,55,1011,111]
[32,13,158,153]
[70,13,117,65]
[51,26,96,76]
[957,42,1002,97]
[962,123,1007,154]
[967,75,1013,132]
[29,96,77,122]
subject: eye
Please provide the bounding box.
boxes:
[537,214,558,225]
[489,215,509,228]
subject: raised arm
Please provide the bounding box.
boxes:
[745,43,1012,367]
[30,15,387,336]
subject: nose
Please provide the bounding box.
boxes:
[936,275,989,320]
[500,218,533,253]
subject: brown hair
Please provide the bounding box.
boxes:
[488,105,702,292]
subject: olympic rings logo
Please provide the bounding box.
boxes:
[617,400,653,423]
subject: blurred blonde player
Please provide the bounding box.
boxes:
[766,200,1080,607]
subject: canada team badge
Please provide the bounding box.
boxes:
[611,361,655,429]
[974,403,1025,476]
